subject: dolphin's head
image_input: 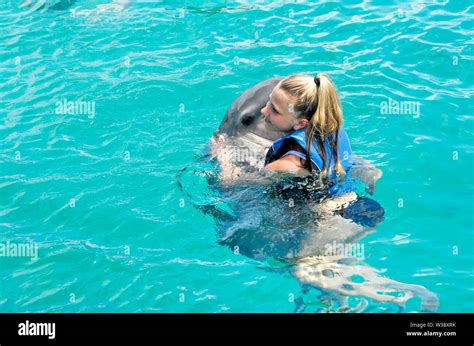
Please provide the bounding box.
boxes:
[218,77,287,142]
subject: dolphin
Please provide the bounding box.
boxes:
[201,77,439,312]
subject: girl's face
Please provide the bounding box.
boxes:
[260,85,308,133]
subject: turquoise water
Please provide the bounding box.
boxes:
[0,0,473,312]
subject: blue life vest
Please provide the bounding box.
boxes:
[265,127,354,195]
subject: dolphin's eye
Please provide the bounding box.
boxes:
[241,115,254,126]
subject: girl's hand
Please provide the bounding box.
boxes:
[209,134,244,185]
[209,133,226,159]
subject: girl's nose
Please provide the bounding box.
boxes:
[261,105,269,117]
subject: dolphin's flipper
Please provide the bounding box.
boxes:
[195,204,236,224]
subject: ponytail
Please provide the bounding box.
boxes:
[279,73,346,182]
[306,73,345,182]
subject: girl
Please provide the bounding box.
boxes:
[262,73,352,187]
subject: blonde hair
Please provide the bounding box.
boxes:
[279,73,345,181]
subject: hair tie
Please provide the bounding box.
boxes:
[314,76,320,87]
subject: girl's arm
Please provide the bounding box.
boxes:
[264,154,311,177]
